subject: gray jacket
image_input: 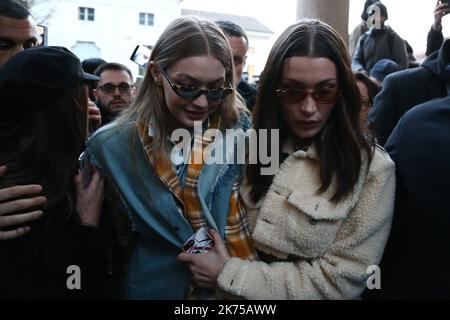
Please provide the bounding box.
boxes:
[352,26,408,73]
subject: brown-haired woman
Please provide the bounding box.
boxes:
[0,46,106,298]
[354,71,380,128]
[179,19,396,300]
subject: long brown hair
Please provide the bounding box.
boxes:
[247,19,375,203]
[0,85,89,224]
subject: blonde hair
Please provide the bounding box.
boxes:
[118,16,247,161]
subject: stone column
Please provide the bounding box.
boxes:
[296,0,350,45]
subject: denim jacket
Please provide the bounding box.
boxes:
[85,114,251,299]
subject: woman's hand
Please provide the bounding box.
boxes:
[178,229,230,289]
[74,167,104,228]
[0,165,46,240]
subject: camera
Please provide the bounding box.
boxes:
[130,45,151,66]
[36,25,48,47]
[182,227,214,254]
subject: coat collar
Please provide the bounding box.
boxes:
[282,135,319,161]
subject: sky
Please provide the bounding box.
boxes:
[182,0,450,59]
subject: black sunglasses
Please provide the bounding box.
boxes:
[99,82,133,94]
[159,66,234,101]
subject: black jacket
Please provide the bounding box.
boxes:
[0,215,110,299]
[426,26,444,57]
[237,79,257,110]
[352,26,409,73]
[367,39,450,146]
[376,97,450,299]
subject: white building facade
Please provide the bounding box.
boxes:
[31,0,182,79]
[181,9,274,83]
[29,1,273,81]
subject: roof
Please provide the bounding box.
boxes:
[181,9,273,34]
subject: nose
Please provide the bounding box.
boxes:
[192,93,209,109]
[299,93,317,116]
[113,87,122,95]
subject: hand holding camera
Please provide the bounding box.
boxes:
[434,0,450,31]
[182,227,214,254]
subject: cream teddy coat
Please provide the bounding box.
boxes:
[217,145,395,299]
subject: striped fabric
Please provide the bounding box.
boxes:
[136,116,257,266]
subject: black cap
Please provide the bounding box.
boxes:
[0,46,100,106]
[82,57,107,74]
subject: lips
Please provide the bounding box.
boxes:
[184,109,208,120]
[298,120,319,128]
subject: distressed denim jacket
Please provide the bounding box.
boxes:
[84,113,251,299]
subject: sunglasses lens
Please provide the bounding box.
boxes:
[118,83,132,93]
[277,88,339,104]
[175,87,201,99]
[314,89,339,103]
[100,83,132,94]
[277,90,306,103]
[101,84,115,93]
[206,89,224,101]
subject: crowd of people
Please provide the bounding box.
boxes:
[0,0,449,300]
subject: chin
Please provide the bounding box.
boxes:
[177,118,198,129]
[294,129,320,140]
[110,107,126,113]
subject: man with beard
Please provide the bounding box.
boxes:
[215,20,258,110]
[94,63,135,125]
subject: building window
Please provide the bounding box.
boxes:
[79,7,95,21]
[139,13,154,26]
[71,41,101,62]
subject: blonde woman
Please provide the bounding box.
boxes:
[85,17,256,299]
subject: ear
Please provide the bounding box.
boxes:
[149,61,162,85]
[244,55,248,66]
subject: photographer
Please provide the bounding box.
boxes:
[426,0,450,56]
[352,2,408,74]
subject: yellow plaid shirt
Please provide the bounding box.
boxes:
[136,116,256,297]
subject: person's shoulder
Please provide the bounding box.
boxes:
[383,65,429,85]
[237,80,257,95]
[402,96,450,124]
[87,120,135,147]
[385,26,400,36]
[368,144,396,174]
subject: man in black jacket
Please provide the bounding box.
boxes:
[352,2,408,74]
[426,0,449,56]
[367,39,450,145]
[376,96,450,299]
[215,20,258,110]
